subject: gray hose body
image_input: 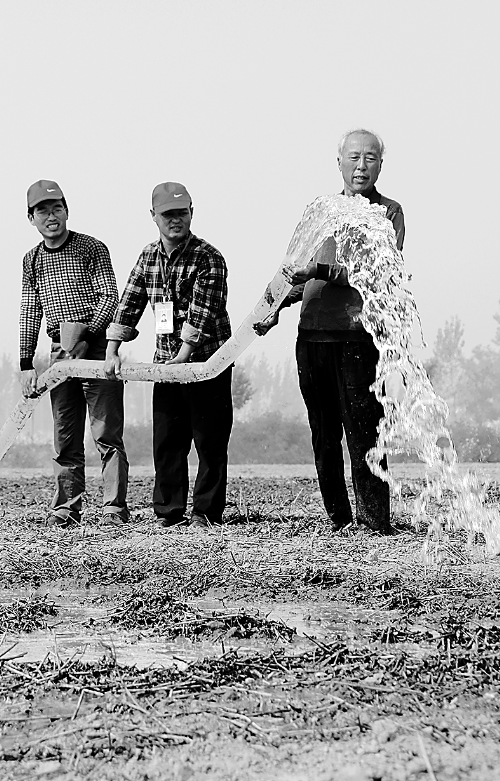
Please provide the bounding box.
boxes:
[0,194,365,462]
[0,256,294,461]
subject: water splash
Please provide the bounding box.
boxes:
[287,193,500,560]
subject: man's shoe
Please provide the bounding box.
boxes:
[328,516,352,532]
[357,519,399,536]
[190,511,210,528]
[47,514,77,529]
[190,511,223,528]
[103,513,130,527]
[156,515,187,528]
[377,524,400,536]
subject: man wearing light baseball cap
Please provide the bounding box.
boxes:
[19,180,129,528]
[105,182,232,528]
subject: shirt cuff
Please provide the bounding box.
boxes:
[106,323,139,342]
[20,357,34,371]
[181,322,204,345]
[316,263,330,281]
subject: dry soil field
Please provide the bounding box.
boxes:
[1,465,500,781]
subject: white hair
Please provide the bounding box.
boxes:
[338,128,385,159]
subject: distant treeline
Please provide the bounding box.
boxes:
[424,314,500,461]
[1,414,313,467]
[2,314,500,465]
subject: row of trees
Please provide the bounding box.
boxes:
[425,315,500,461]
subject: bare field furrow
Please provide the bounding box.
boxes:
[1,472,500,780]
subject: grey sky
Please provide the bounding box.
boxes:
[0,0,498,370]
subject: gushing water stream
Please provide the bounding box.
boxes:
[291,195,500,560]
[2,194,499,559]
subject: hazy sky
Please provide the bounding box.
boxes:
[0,0,498,370]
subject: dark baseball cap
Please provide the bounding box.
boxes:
[152,182,192,213]
[27,180,65,208]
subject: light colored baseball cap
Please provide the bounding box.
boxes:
[27,180,65,208]
[152,182,192,213]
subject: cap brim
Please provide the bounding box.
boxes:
[153,199,191,213]
[28,193,64,208]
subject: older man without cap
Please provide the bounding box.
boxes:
[105,182,232,528]
[256,129,405,535]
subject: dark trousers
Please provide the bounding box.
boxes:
[296,338,389,529]
[152,366,233,522]
[50,337,129,522]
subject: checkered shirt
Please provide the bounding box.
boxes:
[20,231,119,369]
[107,233,231,363]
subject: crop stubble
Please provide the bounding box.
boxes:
[1,472,500,780]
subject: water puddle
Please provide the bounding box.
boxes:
[1,586,384,668]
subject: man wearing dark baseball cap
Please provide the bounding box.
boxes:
[19,180,129,528]
[27,180,66,208]
[151,181,192,212]
[105,181,233,529]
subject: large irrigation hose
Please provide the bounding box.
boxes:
[1,191,341,462]
[0,272,292,462]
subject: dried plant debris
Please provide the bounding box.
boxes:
[108,587,296,642]
[2,473,500,778]
[0,594,57,633]
[1,629,500,763]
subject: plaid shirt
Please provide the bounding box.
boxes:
[20,231,119,369]
[107,233,231,363]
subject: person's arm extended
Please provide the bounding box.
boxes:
[387,206,405,251]
[104,338,123,379]
[283,237,349,287]
[104,256,149,378]
[19,251,43,397]
[253,279,305,337]
[179,249,228,350]
[87,239,119,336]
[164,341,195,365]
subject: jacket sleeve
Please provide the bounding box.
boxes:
[106,255,149,342]
[181,249,228,345]
[19,251,43,370]
[86,239,119,335]
[279,283,305,309]
[385,203,405,251]
[314,236,350,286]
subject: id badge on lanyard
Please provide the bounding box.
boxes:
[156,236,190,336]
[155,300,174,334]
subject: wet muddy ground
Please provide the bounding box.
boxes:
[1,466,500,780]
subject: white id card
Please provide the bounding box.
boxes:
[155,301,174,334]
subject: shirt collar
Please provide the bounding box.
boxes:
[158,231,193,259]
[42,230,73,253]
[340,187,381,204]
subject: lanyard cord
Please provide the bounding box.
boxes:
[159,234,192,302]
